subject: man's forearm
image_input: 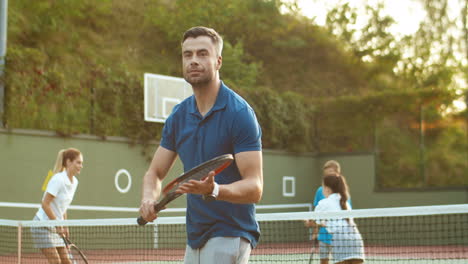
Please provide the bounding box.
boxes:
[141,171,162,201]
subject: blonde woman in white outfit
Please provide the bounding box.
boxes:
[315,173,365,264]
[31,148,83,264]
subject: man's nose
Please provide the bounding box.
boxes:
[189,55,200,65]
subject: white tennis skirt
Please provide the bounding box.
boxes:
[331,224,365,263]
[30,216,66,249]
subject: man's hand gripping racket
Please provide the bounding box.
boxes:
[137,154,234,225]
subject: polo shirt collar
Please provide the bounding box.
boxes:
[329,193,341,200]
[60,170,74,185]
[189,81,228,117]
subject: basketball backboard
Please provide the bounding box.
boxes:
[144,73,193,123]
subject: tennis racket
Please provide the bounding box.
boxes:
[308,237,318,264]
[61,234,89,264]
[304,219,319,264]
[137,154,234,225]
[47,227,89,264]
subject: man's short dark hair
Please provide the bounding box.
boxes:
[182,26,223,56]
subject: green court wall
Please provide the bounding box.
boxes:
[0,129,466,220]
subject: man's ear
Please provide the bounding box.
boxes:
[216,56,222,70]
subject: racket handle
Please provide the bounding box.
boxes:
[137,216,148,226]
[154,202,165,212]
[137,203,165,226]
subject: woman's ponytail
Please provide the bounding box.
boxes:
[52,149,66,174]
[338,176,349,210]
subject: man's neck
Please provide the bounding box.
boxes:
[193,79,221,117]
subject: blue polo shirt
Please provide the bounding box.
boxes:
[313,186,352,245]
[160,81,262,249]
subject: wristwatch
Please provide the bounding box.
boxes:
[203,182,219,202]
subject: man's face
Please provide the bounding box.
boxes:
[323,167,337,175]
[182,36,221,86]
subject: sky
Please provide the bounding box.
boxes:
[292,0,427,36]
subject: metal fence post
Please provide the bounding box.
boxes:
[0,0,8,128]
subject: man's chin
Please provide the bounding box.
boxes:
[185,77,210,86]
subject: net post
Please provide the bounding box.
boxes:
[153,224,159,249]
[17,222,22,264]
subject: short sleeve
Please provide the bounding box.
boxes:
[314,201,325,212]
[160,114,176,152]
[45,174,62,197]
[313,187,324,208]
[232,107,262,154]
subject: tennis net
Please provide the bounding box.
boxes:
[1,204,467,263]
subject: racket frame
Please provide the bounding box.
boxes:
[61,235,89,264]
[45,226,89,264]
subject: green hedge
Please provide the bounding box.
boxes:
[3,46,466,188]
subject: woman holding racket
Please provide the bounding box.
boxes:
[140,26,263,264]
[31,148,83,264]
[314,173,364,264]
[305,160,350,264]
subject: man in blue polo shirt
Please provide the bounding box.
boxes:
[139,26,263,264]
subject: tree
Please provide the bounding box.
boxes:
[325,1,402,92]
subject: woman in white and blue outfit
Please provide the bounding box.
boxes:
[315,173,364,264]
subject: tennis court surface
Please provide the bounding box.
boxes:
[1,204,467,263]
